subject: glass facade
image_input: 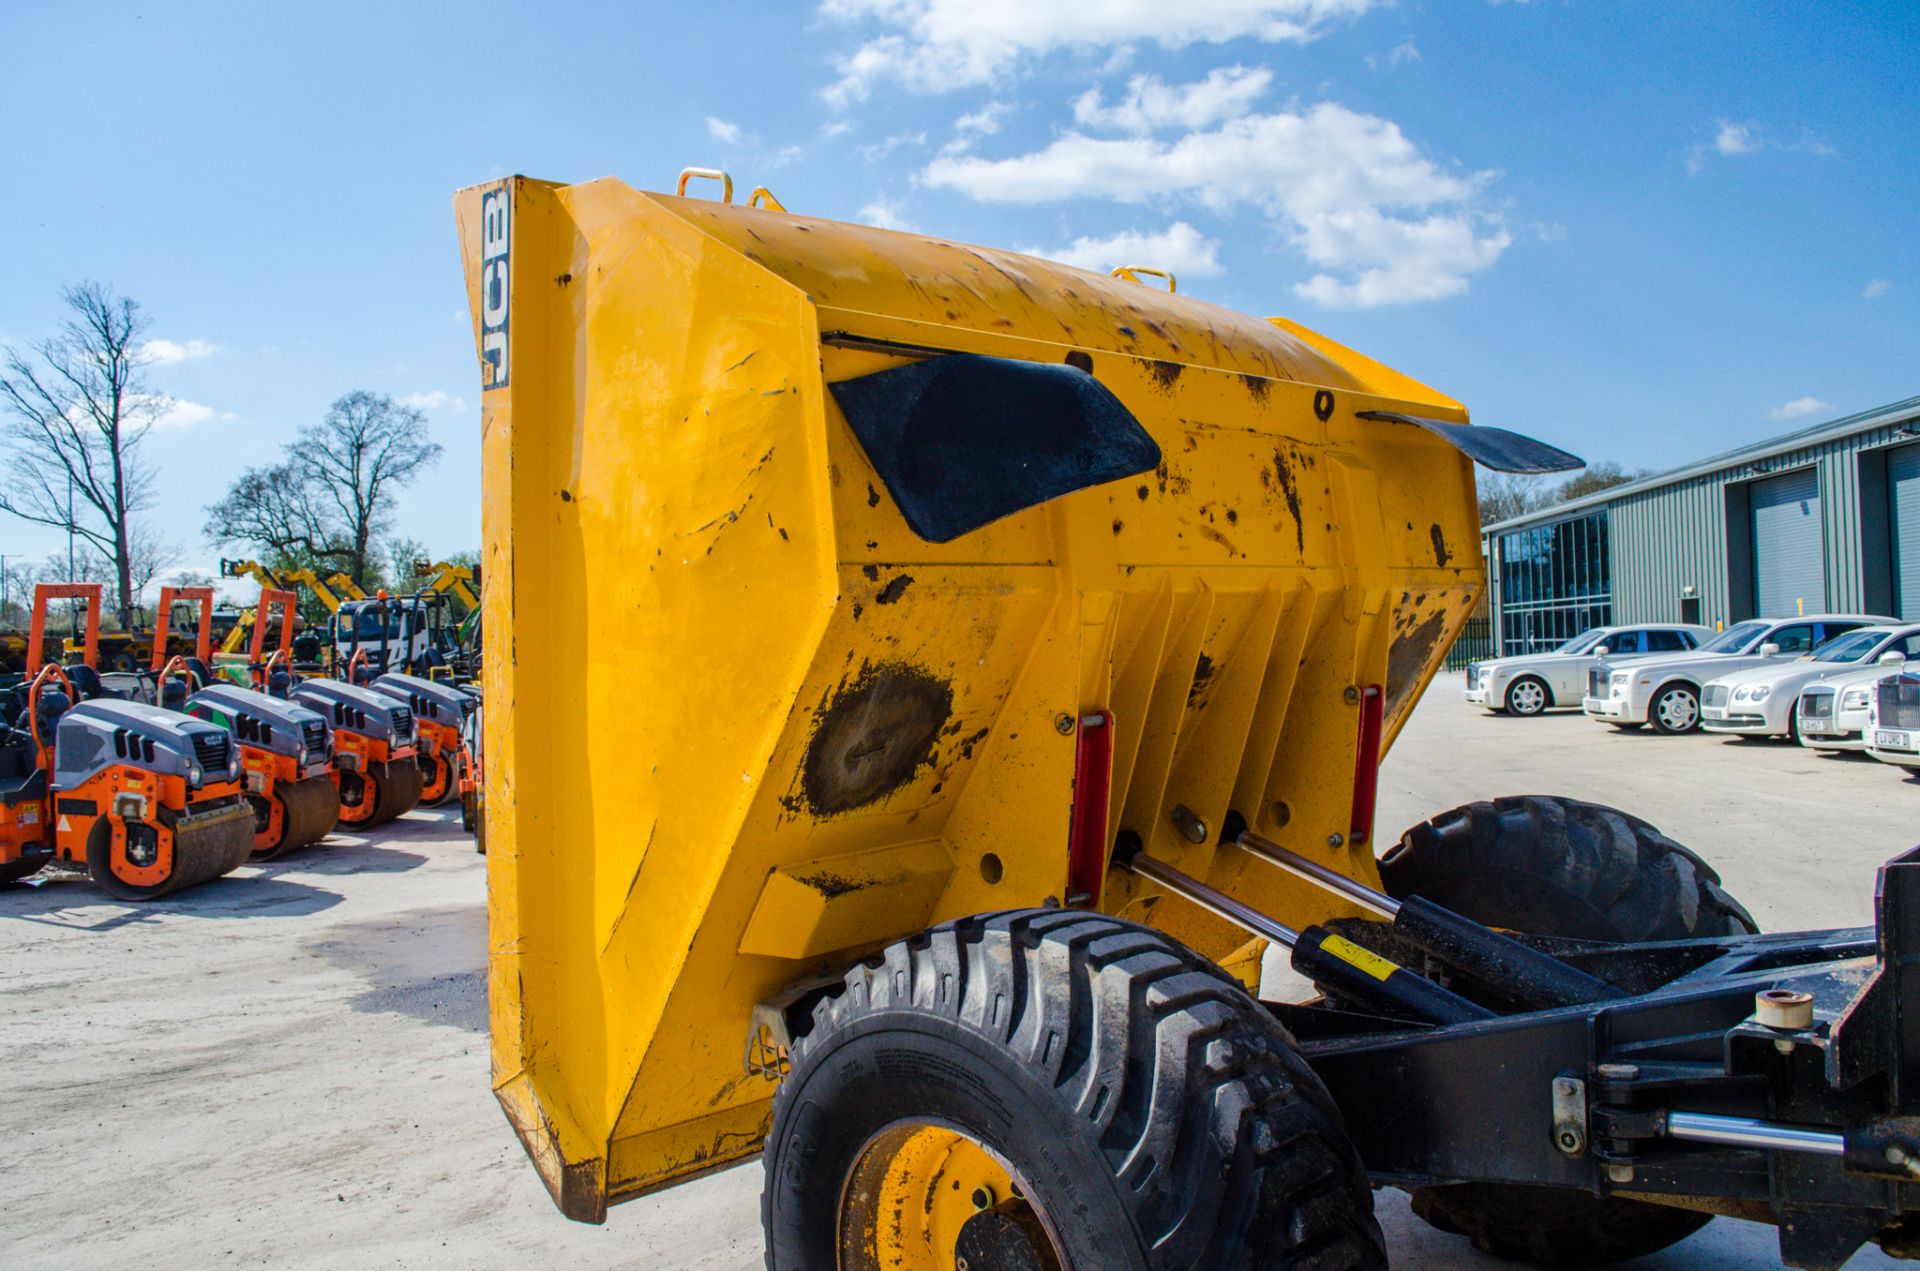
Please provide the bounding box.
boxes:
[1496,510,1612,655]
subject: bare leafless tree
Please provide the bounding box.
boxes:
[0,282,163,625]
[299,392,443,588]
[205,391,442,590]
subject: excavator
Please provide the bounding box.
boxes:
[0,582,253,897]
[459,168,1920,1270]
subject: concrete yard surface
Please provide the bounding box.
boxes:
[2,678,1915,1269]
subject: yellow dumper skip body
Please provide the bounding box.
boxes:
[455,175,1484,1221]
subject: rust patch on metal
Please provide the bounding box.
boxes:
[1430,524,1453,568]
[801,664,954,815]
[1240,373,1271,403]
[1147,360,1184,393]
[1385,606,1447,721]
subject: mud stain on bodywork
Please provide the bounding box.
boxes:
[1385,605,1448,722]
[801,663,955,815]
[1268,448,1305,553]
[1430,524,1453,568]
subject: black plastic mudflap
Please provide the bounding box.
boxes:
[1279,846,1920,1269]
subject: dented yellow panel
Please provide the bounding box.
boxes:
[456,175,1485,1220]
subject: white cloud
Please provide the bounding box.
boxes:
[1689,119,1836,173]
[1768,396,1833,422]
[706,116,745,144]
[137,338,216,365]
[142,395,216,429]
[1020,221,1223,277]
[1072,66,1272,132]
[924,102,1509,307]
[859,131,928,162]
[399,389,470,412]
[1386,37,1420,66]
[858,196,918,231]
[1714,120,1758,156]
[1864,279,1891,300]
[820,0,1382,102]
[955,102,1009,136]
[821,119,856,139]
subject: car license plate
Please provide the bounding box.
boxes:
[1803,719,1833,733]
[1878,731,1915,750]
[1703,707,1727,720]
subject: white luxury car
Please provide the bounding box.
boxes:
[1581,612,1897,734]
[1465,624,1712,716]
[1798,663,1907,754]
[1701,625,1920,740]
[1868,671,1920,771]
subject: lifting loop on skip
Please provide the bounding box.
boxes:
[677,167,735,203]
[746,186,786,212]
[1111,265,1176,294]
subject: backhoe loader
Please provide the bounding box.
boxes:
[155,586,340,859]
[457,169,1920,1270]
[1,583,253,897]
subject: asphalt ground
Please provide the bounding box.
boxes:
[2,676,1913,1268]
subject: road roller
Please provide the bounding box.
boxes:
[290,678,422,829]
[366,671,476,810]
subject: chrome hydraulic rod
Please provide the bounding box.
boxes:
[1236,830,1400,917]
[1665,1112,1844,1157]
[1120,847,1301,947]
[1114,837,1493,1025]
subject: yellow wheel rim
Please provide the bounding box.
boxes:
[838,1122,1063,1271]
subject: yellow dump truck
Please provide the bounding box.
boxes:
[456,171,1920,1270]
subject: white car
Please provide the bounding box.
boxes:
[1702,625,1920,740]
[1799,663,1912,753]
[1465,624,1711,716]
[1868,671,1920,771]
[1581,612,1897,734]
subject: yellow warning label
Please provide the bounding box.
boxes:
[1320,934,1398,982]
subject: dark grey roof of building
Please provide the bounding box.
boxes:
[1483,394,1920,535]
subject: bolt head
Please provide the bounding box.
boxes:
[1054,713,1076,735]
[1343,685,1361,705]
[1326,833,1345,849]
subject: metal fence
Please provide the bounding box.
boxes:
[1442,615,1493,671]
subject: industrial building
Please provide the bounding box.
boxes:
[1481,395,1920,655]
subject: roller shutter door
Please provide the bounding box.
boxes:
[1750,468,1824,617]
[1894,443,1920,620]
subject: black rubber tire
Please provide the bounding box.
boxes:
[1504,675,1552,717]
[1648,682,1701,735]
[763,909,1386,1271]
[1377,796,1757,1266]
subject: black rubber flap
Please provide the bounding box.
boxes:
[1357,410,1584,474]
[830,354,1162,543]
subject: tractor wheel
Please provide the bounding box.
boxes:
[365,758,424,827]
[416,751,456,807]
[1377,795,1757,1267]
[1504,675,1551,717]
[762,909,1385,1271]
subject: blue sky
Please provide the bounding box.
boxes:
[3,1,1916,585]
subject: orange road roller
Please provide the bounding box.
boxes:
[1,664,253,898]
[290,679,422,829]
[366,671,477,810]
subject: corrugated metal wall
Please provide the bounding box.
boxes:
[1489,408,1920,646]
